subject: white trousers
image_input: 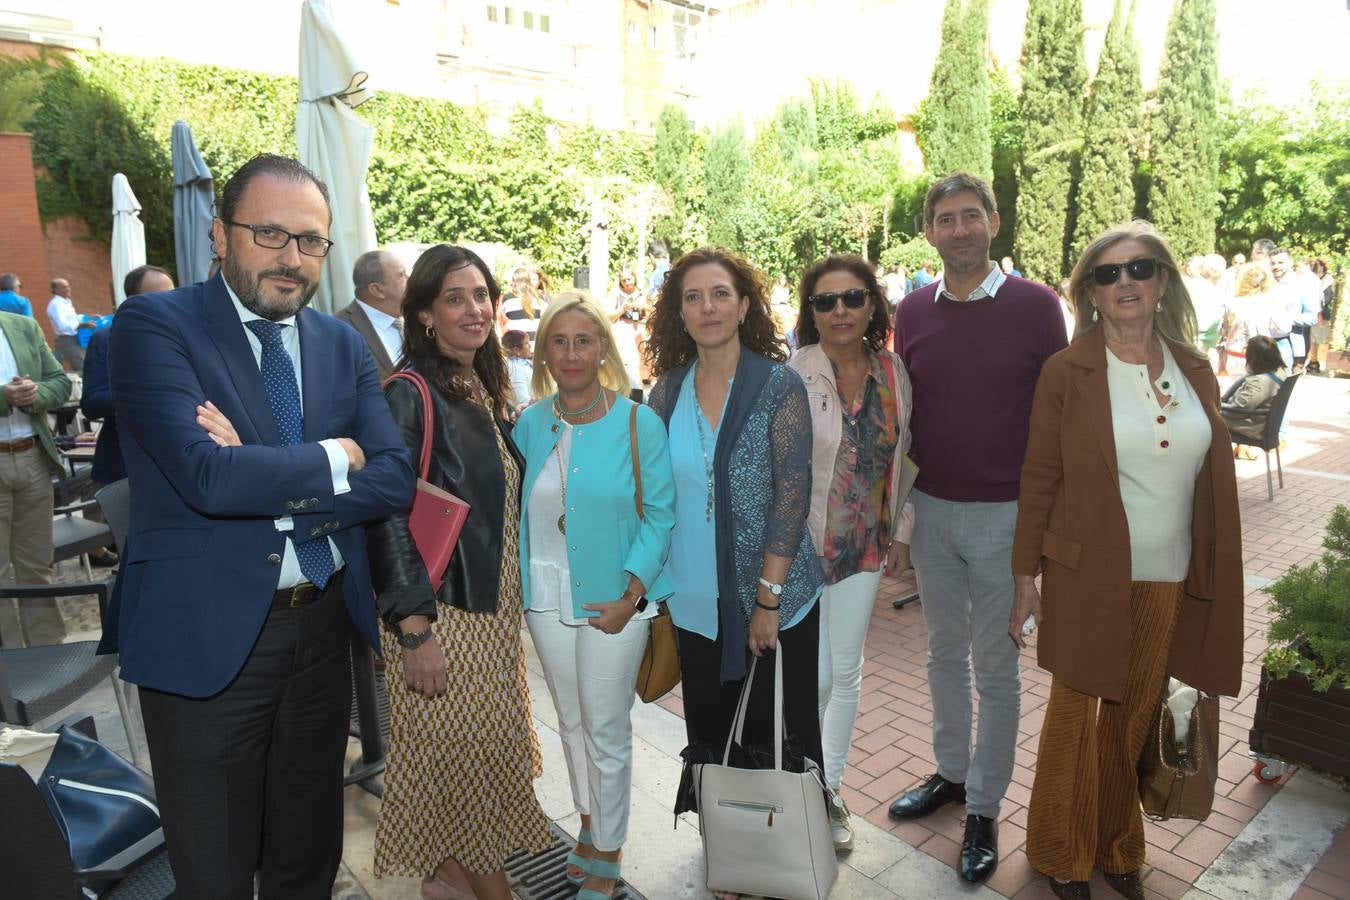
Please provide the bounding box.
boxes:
[526,611,650,851]
[816,568,883,789]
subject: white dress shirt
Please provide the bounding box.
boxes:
[0,328,35,441]
[225,284,351,588]
[47,295,81,335]
[356,299,403,364]
[934,262,1007,303]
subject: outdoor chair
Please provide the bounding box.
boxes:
[96,478,130,553]
[53,498,115,580]
[1226,373,1300,501]
[0,714,171,899]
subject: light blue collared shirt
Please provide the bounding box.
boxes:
[225,284,350,588]
[934,262,1007,303]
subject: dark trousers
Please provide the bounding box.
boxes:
[676,602,822,770]
[139,576,352,900]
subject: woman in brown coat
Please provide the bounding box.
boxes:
[1008,221,1243,900]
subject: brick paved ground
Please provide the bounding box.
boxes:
[657,373,1350,899]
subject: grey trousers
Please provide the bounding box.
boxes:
[910,489,1020,819]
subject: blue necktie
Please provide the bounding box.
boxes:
[244,319,336,589]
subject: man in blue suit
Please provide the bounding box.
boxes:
[104,154,413,899]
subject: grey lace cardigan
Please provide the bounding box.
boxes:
[648,349,824,682]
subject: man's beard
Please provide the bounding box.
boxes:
[223,254,319,321]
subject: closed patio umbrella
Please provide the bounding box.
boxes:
[171,120,215,286]
[297,0,376,315]
[111,173,146,306]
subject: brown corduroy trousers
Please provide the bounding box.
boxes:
[1026,580,1182,881]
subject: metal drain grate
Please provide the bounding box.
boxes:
[504,824,646,900]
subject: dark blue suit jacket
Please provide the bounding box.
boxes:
[99,274,414,697]
[80,327,124,485]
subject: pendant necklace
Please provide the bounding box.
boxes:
[692,362,718,523]
[553,389,612,534]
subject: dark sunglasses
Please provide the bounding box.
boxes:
[1092,257,1159,286]
[809,288,870,313]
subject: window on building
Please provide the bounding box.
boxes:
[505,6,515,25]
[648,25,657,49]
[486,4,498,22]
[540,13,550,32]
[627,19,637,41]
[523,10,534,28]
[672,8,700,61]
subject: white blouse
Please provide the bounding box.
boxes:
[526,423,583,624]
[1105,342,1211,582]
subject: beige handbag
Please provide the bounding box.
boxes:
[693,648,838,900]
[1138,677,1220,821]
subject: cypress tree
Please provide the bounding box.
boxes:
[654,104,694,240]
[1071,0,1143,258]
[1148,0,1220,256]
[704,119,751,249]
[1014,0,1088,284]
[924,0,992,182]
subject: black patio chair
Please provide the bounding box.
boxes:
[1226,373,1300,501]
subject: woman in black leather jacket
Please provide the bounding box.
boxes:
[367,245,550,900]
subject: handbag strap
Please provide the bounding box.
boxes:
[629,403,643,521]
[721,646,786,771]
[384,371,434,481]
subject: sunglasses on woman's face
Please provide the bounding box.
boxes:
[809,288,870,313]
[1092,257,1160,286]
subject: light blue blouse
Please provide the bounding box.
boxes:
[666,372,813,639]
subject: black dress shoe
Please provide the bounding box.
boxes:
[887,773,966,819]
[89,548,119,567]
[1103,870,1143,900]
[959,814,997,883]
[1048,877,1091,899]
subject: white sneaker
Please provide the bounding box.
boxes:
[828,791,854,852]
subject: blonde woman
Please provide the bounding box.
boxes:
[515,294,676,900]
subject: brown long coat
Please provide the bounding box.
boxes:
[1012,328,1244,701]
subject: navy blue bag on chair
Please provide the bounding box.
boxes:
[36,724,163,873]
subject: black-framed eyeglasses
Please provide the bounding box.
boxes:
[1092,257,1159,286]
[809,288,870,314]
[224,221,334,258]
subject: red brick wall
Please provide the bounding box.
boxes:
[44,216,115,316]
[0,132,52,342]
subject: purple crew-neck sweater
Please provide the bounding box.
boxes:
[893,276,1067,503]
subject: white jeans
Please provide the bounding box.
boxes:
[526,611,650,851]
[816,568,883,789]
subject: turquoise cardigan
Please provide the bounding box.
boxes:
[515,394,676,618]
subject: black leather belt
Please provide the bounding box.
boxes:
[272,582,322,609]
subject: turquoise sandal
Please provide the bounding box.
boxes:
[565,827,594,885]
[576,857,622,899]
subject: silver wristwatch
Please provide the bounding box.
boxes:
[397,625,434,650]
[757,577,784,596]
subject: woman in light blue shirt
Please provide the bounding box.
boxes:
[515,293,675,900]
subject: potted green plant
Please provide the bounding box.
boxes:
[1249,505,1350,780]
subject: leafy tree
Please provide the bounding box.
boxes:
[0,55,47,132]
[1014,0,1087,284]
[988,65,1023,261]
[1148,0,1220,256]
[1215,89,1350,259]
[1071,0,1143,258]
[919,0,992,181]
[703,118,751,248]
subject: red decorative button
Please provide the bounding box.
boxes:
[1157,415,1166,424]
[1160,440,1170,449]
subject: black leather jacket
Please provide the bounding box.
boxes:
[367,368,523,626]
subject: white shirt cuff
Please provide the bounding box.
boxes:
[319,438,352,496]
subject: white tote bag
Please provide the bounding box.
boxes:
[693,648,838,900]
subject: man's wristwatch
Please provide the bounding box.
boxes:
[622,590,650,612]
[397,625,434,650]
[757,577,784,597]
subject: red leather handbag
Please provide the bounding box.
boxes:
[384,371,469,592]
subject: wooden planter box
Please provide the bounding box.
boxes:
[1250,666,1350,779]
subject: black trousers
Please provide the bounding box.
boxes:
[676,602,822,771]
[139,575,352,900]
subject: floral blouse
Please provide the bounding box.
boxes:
[820,354,899,584]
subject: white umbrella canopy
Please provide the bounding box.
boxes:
[171,120,215,286]
[297,0,377,315]
[111,173,146,306]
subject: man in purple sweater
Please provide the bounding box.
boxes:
[886,173,1067,884]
